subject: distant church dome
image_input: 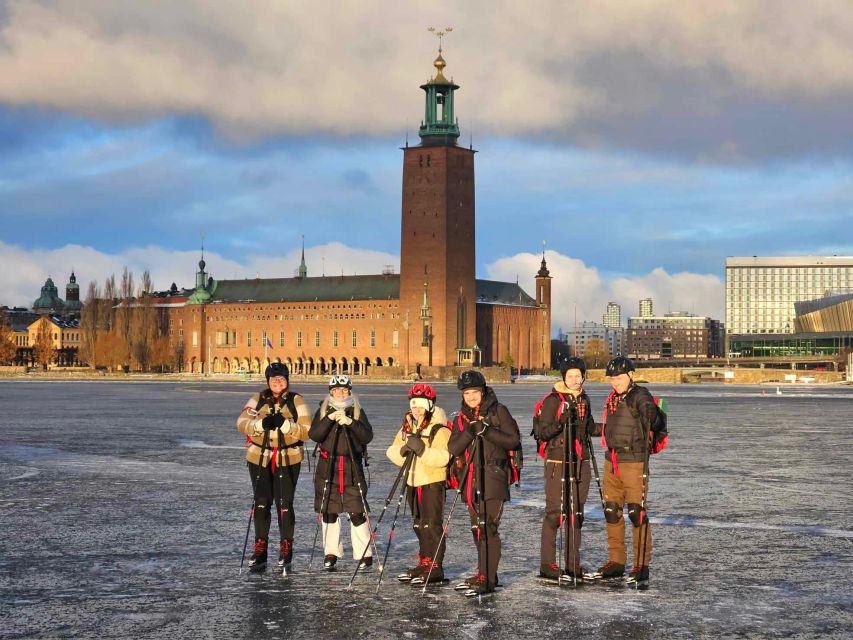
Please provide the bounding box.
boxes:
[33,276,66,314]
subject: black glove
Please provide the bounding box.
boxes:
[473,420,489,437]
[400,445,412,457]
[406,434,426,456]
[262,412,285,431]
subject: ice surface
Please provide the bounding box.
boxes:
[1,381,851,639]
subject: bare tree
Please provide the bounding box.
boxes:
[103,274,116,331]
[79,281,101,367]
[584,338,610,368]
[172,338,186,372]
[112,268,134,370]
[131,270,156,371]
[0,309,17,364]
[33,319,55,370]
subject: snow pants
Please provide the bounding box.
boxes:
[406,481,446,566]
[603,460,652,566]
[321,513,372,560]
[541,458,590,569]
[467,498,504,589]
[249,461,300,541]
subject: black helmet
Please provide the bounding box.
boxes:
[265,361,289,381]
[457,369,486,391]
[605,356,635,377]
[560,356,587,378]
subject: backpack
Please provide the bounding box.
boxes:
[626,392,669,454]
[531,391,567,459]
[508,443,523,486]
[649,396,669,454]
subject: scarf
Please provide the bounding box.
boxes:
[328,395,354,411]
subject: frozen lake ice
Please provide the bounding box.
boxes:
[1,380,851,639]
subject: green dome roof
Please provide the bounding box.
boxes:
[33,277,65,311]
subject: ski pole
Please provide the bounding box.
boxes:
[239,424,271,575]
[635,436,652,590]
[347,451,413,588]
[584,431,605,511]
[421,436,479,594]
[566,410,579,587]
[476,431,488,603]
[342,425,382,564]
[309,423,341,569]
[374,453,417,593]
[557,405,568,583]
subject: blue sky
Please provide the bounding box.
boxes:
[1,1,851,330]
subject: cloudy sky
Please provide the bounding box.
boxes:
[2,1,851,332]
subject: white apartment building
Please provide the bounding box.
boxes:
[603,302,621,328]
[564,320,626,358]
[725,256,853,335]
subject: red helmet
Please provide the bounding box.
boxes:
[408,383,436,401]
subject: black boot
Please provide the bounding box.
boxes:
[398,555,424,582]
[626,565,650,589]
[277,539,293,569]
[592,560,625,580]
[539,562,561,580]
[248,538,268,573]
[410,557,441,584]
[323,554,338,572]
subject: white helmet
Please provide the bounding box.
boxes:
[328,374,352,390]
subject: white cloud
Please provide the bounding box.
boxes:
[485,250,724,331]
[0,1,849,155]
[0,240,398,307]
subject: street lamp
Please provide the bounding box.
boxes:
[420,282,433,367]
[403,311,410,377]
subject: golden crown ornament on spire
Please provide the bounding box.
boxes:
[427,26,453,82]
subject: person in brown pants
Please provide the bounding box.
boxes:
[593,356,667,588]
[533,356,598,583]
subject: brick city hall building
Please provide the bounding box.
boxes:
[167,48,552,376]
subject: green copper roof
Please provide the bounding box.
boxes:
[183,273,537,308]
[33,277,65,311]
[207,274,400,303]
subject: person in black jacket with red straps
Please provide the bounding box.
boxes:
[533,357,599,583]
[309,375,374,572]
[448,370,521,596]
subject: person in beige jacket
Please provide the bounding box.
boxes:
[235,362,311,573]
[386,383,451,584]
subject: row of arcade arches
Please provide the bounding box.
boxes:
[189,356,395,375]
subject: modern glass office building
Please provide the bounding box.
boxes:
[725,256,853,335]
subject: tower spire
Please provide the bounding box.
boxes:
[419,27,460,145]
[298,235,308,278]
[537,241,550,278]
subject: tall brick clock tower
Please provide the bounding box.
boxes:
[399,46,476,368]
